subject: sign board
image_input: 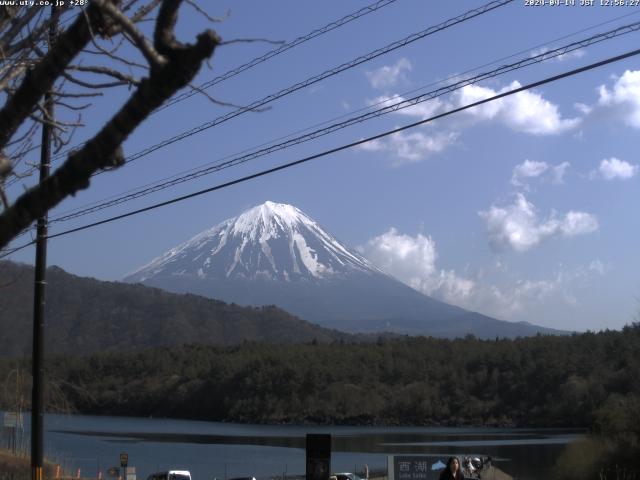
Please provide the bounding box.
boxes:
[306,434,331,480]
[120,453,128,468]
[126,466,136,480]
[388,455,443,480]
[3,412,19,427]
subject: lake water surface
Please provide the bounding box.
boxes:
[15,413,583,480]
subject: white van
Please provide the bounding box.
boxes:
[147,471,192,480]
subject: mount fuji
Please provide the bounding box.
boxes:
[125,202,560,338]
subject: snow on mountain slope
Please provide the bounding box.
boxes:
[126,201,380,284]
[125,202,561,338]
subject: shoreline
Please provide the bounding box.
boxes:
[0,448,59,479]
[49,411,593,432]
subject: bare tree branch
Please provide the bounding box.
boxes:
[0,153,11,209]
[154,0,182,55]
[53,90,104,99]
[0,153,10,179]
[0,187,8,210]
[186,81,271,112]
[121,0,142,13]
[0,1,116,150]
[54,99,92,111]
[0,7,40,55]
[62,70,129,89]
[130,0,162,23]
[0,0,220,248]
[185,0,229,24]
[0,6,20,32]
[94,0,166,68]
[0,62,26,92]
[30,111,83,129]
[6,120,39,148]
[68,64,140,85]
[219,38,285,46]
[2,8,62,60]
[52,118,81,154]
[81,29,149,70]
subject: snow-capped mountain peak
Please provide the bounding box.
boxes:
[232,201,306,239]
[126,201,378,283]
[124,201,549,339]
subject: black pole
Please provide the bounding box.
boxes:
[306,434,331,480]
[31,6,56,480]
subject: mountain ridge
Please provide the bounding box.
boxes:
[0,260,359,357]
[126,201,382,283]
[126,201,564,338]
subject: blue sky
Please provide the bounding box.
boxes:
[5,0,640,331]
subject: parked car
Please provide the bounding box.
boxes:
[147,470,192,480]
[334,473,364,480]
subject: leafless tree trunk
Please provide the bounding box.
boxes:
[0,0,221,249]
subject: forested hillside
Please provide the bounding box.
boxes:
[0,261,355,356]
[1,325,638,428]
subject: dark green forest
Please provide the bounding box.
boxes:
[0,261,356,357]
[1,326,639,427]
[1,325,639,479]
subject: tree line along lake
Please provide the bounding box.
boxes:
[5,412,582,480]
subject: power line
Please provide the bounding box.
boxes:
[5,0,400,186]
[11,5,640,191]
[3,45,638,258]
[47,10,640,222]
[2,8,84,186]
[9,12,640,242]
[40,0,510,180]
[157,0,400,112]
[45,20,640,225]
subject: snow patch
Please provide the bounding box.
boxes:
[126,201,383,283]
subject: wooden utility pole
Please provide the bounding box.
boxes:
[31,6,56,480]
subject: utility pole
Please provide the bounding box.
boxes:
[31,6,56,480]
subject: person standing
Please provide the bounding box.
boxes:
[439,457,464,480]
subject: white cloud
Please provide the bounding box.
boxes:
[359,228,603,321]
[552,162,570,184]
[358,138,385,153]
[598,157,638,180]
[457,260,609,320]
[530,47,586,63]
[478,193,598,252]
[455,81,581,135]
[511,159,549,186]
[511,160,570,187]
[561,211,599,237]
[598,70,640,128]
[574,102,592,115]
[358,130,458,165]
[588,259,607,275]
[359,228,474,305]
[490,270,578,318]
[366,58,412,89]
[456,84,502,120]
[368,94,445,119]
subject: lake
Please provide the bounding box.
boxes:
[9,413,583,480]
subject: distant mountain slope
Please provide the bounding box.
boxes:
[0,261,354,357]
[126,201,563,338]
